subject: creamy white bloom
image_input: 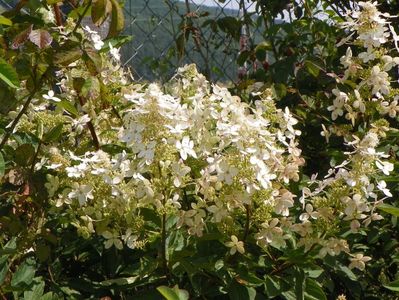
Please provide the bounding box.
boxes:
[328,89,348,120]
[68,182,94,206]
[176,136,197,160]
[216,160,239,185]
[349,253,372,271]
[171,161,191,187]
[376,160,394,175]
[43,90,61,102]
[66,162,88,178]
[84,26,104,50]
[109,43,121,61]
[72,114,90,134]
[381,100,399,118]
[225,235,245,254]
[102,231,123,250]
[299,203,319,222]
[274,190,295,216]
[377,180,392,197]
[367,66,390,95]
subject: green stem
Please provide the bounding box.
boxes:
[77,95,100,150]
[184,0,210,78]
[243,204,251,242]
[157,162,169,277]
[261,7,279,61]
[30,140,42,174]
[270,242,318,275]
[161,212,168,275]
[0,91,37,151]
[71,0,93,35]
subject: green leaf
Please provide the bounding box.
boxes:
[235,272,264,287]
[0,152,5,177]
[57,100,78,117]
[24,280,45,300]
[304,60,320,77]
[157,285,189,300]
[41,292,57,300]
[255,48,266,61]
[43,124,63,143]
[255,41,273,51]
[273,83,287,98]
[237,50,251,66]
[36,243,50,262]
[265,276,281,297]
[0,256,9,285]
[304,57,325,78]
[228,281,256,300]
[383,279,399,292]
[101,144,126,155]
[254,41,272,62]
[101,35,132,52]
[217,16,241,40]
[337,265,357,281]
[305,278,327,300]
[99,276,140,286]
[0,58,20,88]
[11,258,36,288]
[15,143,35,166]
[0,16,12,26]
[377,203,399,216]
[55,48,83,66]
[175,33,186,60]
[84,48,102,75]
[294,269,305,300]
[0,237,17,256]
[73,77,86,93]
[107,0,125,38]
[81,76,100,99]
[92,0,110,26]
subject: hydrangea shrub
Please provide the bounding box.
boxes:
[0,1,399,299]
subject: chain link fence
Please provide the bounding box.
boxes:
[0,0,257,82]
[121,0,257,82]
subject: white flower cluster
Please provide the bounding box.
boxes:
[327,1,399,123]
[119,64,305,238]
[311,1,397,270]
[46,64,304,250]
[25,6,393,272]
[343,1,391,51]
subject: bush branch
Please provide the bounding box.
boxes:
[0,92,36,151]
[77,95,100,150]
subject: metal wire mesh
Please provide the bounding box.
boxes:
[121,0,256,82]
[0,0,257,82]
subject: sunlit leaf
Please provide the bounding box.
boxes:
[157,285,189,300]
[377,203,399,217]
[0,58,20,88]
[92,0,111,26]
[107,0,125,38]
[0,16,12,26]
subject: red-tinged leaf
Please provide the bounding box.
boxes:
[11,25,32,49]
[29,29,53,49]
[21,183,31,196]
[8,169,25,186]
